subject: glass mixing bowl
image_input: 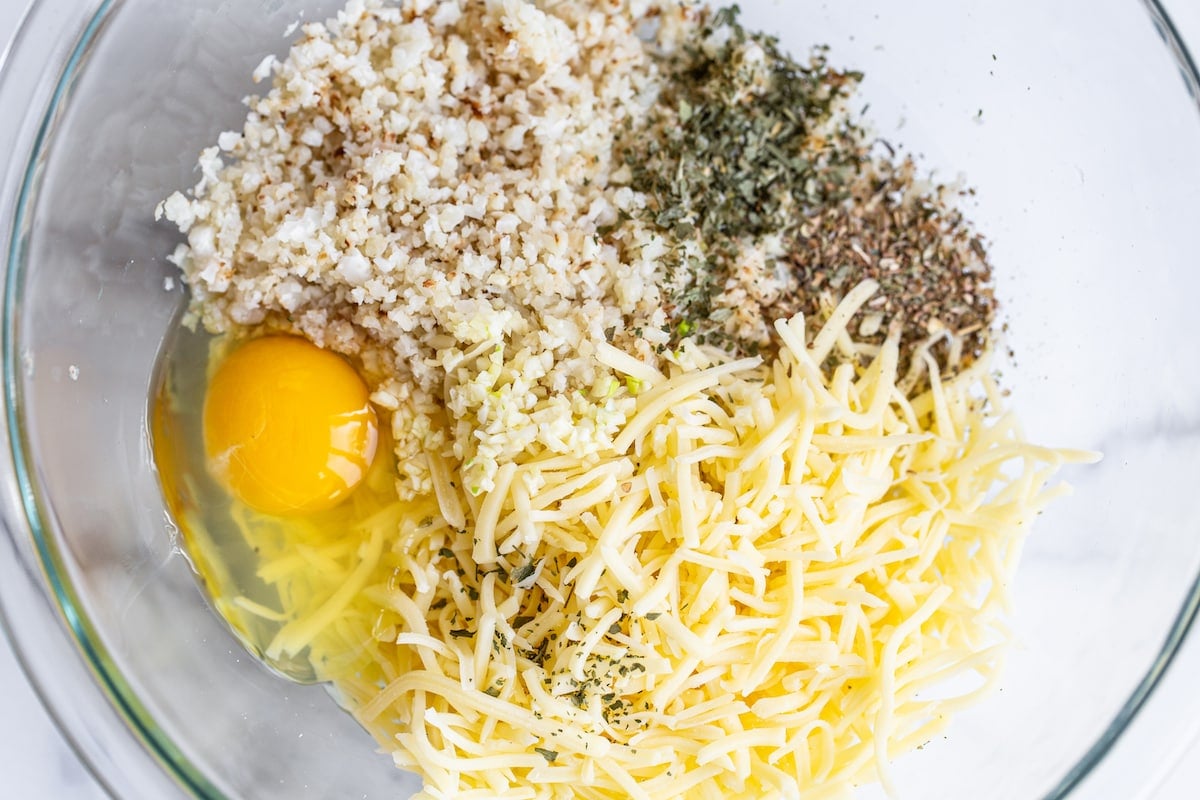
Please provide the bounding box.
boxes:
[2,1,1199,798]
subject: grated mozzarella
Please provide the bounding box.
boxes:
[240,286,1098,799]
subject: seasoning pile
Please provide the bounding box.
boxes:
[156,2,1095,799]
[614,8,995,379]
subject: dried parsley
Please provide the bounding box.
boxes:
[621,5,865,347]
[511,561,539,589]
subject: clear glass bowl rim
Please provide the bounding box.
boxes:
[1,1,1198,798]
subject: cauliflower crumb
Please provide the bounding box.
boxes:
[160,0,689,494]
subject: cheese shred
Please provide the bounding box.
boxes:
[238,286,1097,799]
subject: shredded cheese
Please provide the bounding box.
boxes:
[236,287,1098,799]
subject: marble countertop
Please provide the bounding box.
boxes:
[3,1,1200,798]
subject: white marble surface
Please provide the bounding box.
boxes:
[2,2,1200,799]
[0,633,108,799]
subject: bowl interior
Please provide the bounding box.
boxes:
[6,0,1200,798]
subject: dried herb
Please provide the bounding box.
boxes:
[511,561,539,589]
[775,156,997,381]
[621,6,865,346]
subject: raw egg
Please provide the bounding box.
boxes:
[203,335,378,516]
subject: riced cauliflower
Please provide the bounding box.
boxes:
[159,0,696,498]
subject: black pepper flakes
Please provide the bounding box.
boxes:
[780,155,997,381]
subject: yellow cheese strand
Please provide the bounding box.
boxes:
[235,287,1098,800]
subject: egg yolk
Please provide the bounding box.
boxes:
[203,335,378,516]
